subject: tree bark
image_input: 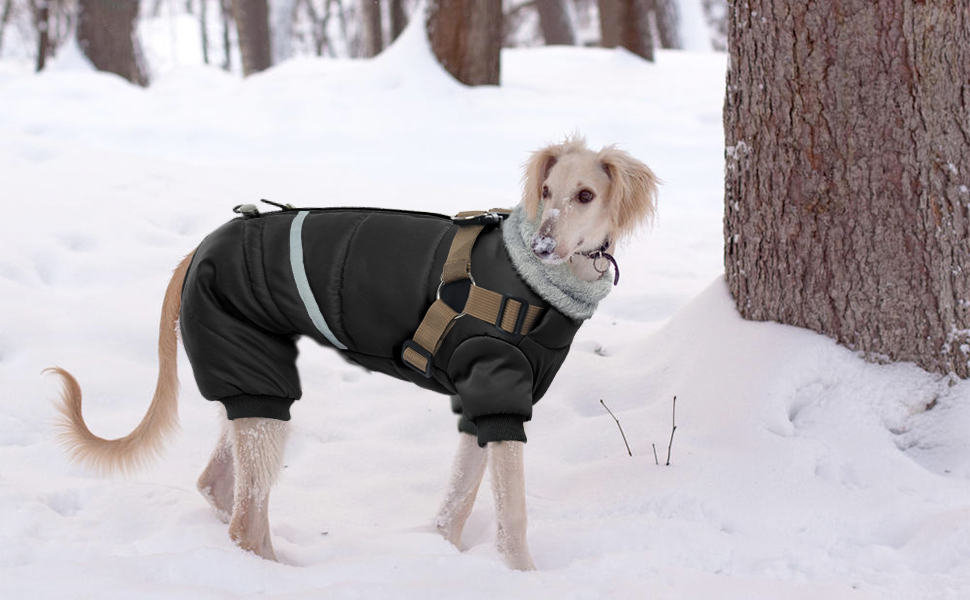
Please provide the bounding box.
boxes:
[220,0,232,70]
[232,0,272,75]
[389,0,406,42]
[598,0,619,47]
[724,1,970,379]
[360,0,382,56]
[535,0,575,46]
[619,0,652,61]
[426,0,501,86]
[200,0,209,64]
[0,0,12,57]
[653,0,680,49]
[35,0,50,71]
[76,0,150,86]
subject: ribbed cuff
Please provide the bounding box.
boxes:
[473,414,527,447]
[219,394,295,421]
[457,415,478,436]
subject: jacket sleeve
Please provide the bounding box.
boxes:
[447,336,534,447]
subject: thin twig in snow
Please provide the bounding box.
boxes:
[666,395,677,466]
[652,443,659,465]
[600,399,632,457]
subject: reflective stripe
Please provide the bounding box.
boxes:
[289,211,347,350]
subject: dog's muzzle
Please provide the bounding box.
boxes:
[531,235,557,260]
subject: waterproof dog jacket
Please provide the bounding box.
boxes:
[179,207,589,446]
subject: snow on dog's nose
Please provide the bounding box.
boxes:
[531,234,557,259]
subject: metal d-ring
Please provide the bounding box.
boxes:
[437,273,475,317]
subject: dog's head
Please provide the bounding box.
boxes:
[522,137,658,264]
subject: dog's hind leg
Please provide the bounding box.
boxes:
[434,432,488,547]
[197,421,234,523]
[489,440,536,571]
[228,417,288,561]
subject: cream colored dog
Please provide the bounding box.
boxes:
[49,138,658,571]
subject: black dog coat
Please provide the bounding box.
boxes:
[179,207,588,446]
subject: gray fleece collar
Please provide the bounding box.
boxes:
[501,204,613,321]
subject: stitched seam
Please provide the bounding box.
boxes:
[258,220,298,332]
[335,215,369,350]
[239,223,266,325]
[182,304,296,397]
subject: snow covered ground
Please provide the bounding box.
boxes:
[1,16,968,600]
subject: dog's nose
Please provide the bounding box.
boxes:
[531,235,557,258]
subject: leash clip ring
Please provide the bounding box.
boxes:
[453,211,505,227]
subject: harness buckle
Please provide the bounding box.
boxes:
[401,340,435,378]
[452,211,508,227]
[496,294,529,336]
[233,204,260,218]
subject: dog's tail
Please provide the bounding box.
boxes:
[47,250,196,476]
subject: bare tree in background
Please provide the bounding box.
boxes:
[619,0,651,60]
[389,0,406,42]
[599,0,652,60]
[535,0,575,46]
[200,0,209,64]
[597,0,619,47]
[220,0,232,69]
[359,0,380,56]
[232,0,272,74]
[77,0,150,86]
[294,0,350,57]
[426,0,501,85]
[724,1,970,379]
[0,0,12,56]
[33,0,50,71]
[653,0,680,49]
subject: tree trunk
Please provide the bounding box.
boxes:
[653,0,680,49]
[200,0,209,64]
[389,0,406,42]
[35,0,50,71]
[426,0,501,86]
[597,0,619,47]
[535,0,575,46]
[76,0,150,86]
[619,0,652,61]
[360,0,382,57]
[232,0,272,75]
[0,0,12,57]
[220,0,232,70]
[724,1,970,379]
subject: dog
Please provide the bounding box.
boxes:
[48,137,658,571]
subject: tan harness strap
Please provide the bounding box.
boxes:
[401,209,543,378]
[441,223,485,283]
[464,285,544,334]
[441,209,511,283]
[402,299,460,375]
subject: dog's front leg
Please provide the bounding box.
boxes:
[228,417,288,561]
[435,432,488,547]
[489,440,536,571]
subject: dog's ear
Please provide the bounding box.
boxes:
[522,145,561,220]
[599,146,659,241]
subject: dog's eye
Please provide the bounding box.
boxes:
[577,189,595,203]
[542,185,550,199]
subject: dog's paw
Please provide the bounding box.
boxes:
[502,550,537,571]
[433,517,464,548]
